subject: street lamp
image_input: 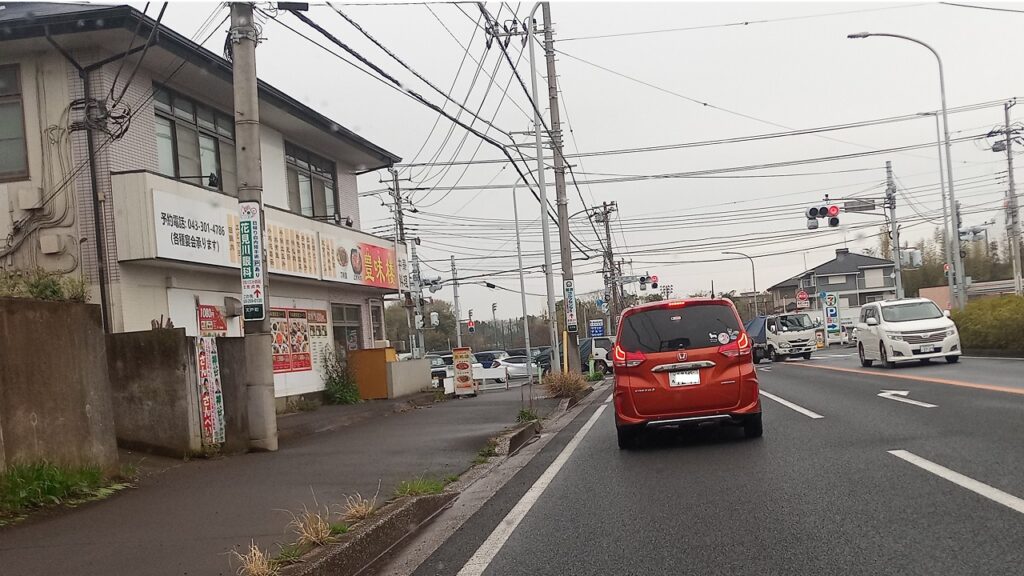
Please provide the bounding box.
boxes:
[511,175,536,400]
[918,111,956,308]
[722,251,758,317]
[847,32,966,309]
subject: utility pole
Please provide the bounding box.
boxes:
[390,167,415,355]
[1004,101,1024,296]
[410,238,425,356]
[231,2,276,451]
[491,303,498,349]
[596,201,620,333]
[451,255,462,347]
[542,3,579,372]
[886,161,905,299]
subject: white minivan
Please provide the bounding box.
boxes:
[856,298,961,368]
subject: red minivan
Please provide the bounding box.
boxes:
[612,298,762,448]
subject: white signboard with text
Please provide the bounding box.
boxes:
[153,189,232,267]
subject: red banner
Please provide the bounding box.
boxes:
[197,304,228,336]
[359,243,397,289]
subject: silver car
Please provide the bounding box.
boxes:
[493,355,538,379]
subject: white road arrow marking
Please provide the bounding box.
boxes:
[878,389,937,408]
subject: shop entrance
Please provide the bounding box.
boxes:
[332,303,363,360]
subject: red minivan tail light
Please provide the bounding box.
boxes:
[612,343,645,367]
[719,331,752,358]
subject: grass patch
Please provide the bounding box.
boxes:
[0,268,90,302]
[586,371,605,382]
[444,474,460,485]
[473,439,499,465]
[543,371,588,398]
[341,480,380,523]
[273,541,312,566]
[516,408,538,422]
[285,500,334,548]
[394,476,448,497]
[231,541,279,576]
[330,522,349,535]
[0,462,130,524]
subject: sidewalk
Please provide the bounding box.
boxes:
[0,385,559,576]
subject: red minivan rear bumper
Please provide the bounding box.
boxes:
[613,378,761,428]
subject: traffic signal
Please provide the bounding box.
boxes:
[804,204,840,228]
[467,320,476,334]
[826,205,840,227]
[649,274,659,290]
[638,274,649,290]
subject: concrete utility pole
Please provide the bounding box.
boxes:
[410,238,425,356]
[491,303,498,349]
[512,182,534,394]
[1003,102,1024,296]
[451,255,462,348]
[542,3,580,372]
[389,167,415,355]
[886,161,905,299]
[231,2,276,452]
[925,112,956,308]
[597,201,620,333]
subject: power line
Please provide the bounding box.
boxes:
[557,3,931,41]
[940,2,1024,14]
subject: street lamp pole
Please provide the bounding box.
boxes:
[512,177,535,399]
[919,111,956,308]
[848,32,966,309]
[723,251,757,317]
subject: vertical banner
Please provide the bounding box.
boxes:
[270,309,291,372]
[239,202,265,321]
[564,279,578,333]
[287,310,312,371]
[195,337,225,445]
[452,347,476,397]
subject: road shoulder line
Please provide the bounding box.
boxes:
[786,362,1024,396]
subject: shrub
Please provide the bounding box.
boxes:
[323,352,361,405]
[24,269,65,300]
[0,269,90,302]
[951,295,1024,354]
[543,371,588,398]
[586,371,605,382]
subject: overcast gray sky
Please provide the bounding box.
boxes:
[156,0,1024,319]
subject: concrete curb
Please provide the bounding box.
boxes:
[505,421,541,456]
[566,383,596,410]
[278,492,458,576]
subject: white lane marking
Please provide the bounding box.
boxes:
[759,390,824,419]
[878,389,937,408]
[458,404,608,576]
[604,393,613,404]
[889,450,1024,515]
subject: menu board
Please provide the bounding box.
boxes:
[270,308,313,373]
[307,309,332,374]
[266,224,319,278]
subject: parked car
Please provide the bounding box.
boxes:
[492,355,539,379]
[425,354,447,387]
[856,298,960,368]
[507,347,553,374]
[612,298,762,449]
[474,350,509,368]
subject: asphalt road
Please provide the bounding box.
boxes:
[410,348,1024,576]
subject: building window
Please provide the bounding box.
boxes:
[827,275,846,285]
[332,303,363,358]
[286,142,338,219]
[153,85,237,195]
[0,65,28,182]
[370,301,384,342]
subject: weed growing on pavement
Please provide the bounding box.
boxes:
[543,371,588,398]
[231,541,279,576]
[394,476,448,497]
[330,522,349,535]
[286,500,335,548]
[283,397,321,413]
[586,371,605,382]
[341,480,380,523]
[323,352,361,405]
[516,408,539,422]
[0,462,128,523]
[273,542,310,566]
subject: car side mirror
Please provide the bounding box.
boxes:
[943,309,951,318]
[866,317,879,326]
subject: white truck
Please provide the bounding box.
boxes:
[745,313,819,363]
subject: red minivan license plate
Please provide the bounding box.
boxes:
[670,370,700,387]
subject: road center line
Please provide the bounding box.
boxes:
[788,362,1024,396]
[889,450,1024,515]
[759,390,824,419]
[457,403,608,576]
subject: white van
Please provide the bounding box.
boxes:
[856,298,961,368]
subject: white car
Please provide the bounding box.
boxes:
[856,298,961,368]
[492,355,539,379]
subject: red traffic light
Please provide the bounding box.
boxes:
[651,275,659,284]
[827,205,840,217]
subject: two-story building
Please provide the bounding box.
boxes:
[0,2,406,400]
[766,248,897,321]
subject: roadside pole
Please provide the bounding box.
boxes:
[512,184,534,407]
[886,161,905,299]
[597,201,619,333]
[451,255,462,347]
[390,167,415,356]
[1004,102,1024,296]
[410,237,425,357]
[231,2,276,451]
[542,3,580,372]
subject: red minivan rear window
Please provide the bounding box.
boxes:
[619,304,740,353]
